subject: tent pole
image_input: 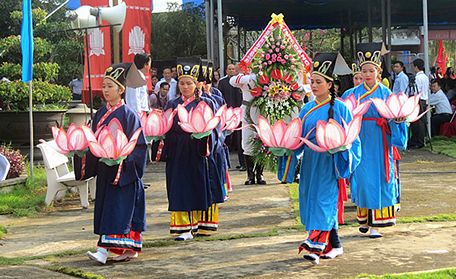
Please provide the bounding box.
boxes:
[209,0,215,61]
[368,0,373,42]
[349,9,354,59]
[205,0,211,59]
[217,0,224,75]
[28,80,34,178]
[386,0,392,70]
[237,24,241,61]
[381,0,386,43]
[423,0,431,138]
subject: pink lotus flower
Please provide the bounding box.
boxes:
[341,94,372,117]
[254,115,304,156]
[51,123,96,156]
[89,118,142,164]
[177,102,220,139]
[372,93,427,122]
[143,108,176,141]
[215,105,243,132]
[302,115,362,153]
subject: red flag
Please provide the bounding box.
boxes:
[436,39,448,75]
[80,0,112,98]
[122,0,152,90]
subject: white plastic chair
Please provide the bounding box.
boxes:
[37,140,95,209]
[0,153,10,181]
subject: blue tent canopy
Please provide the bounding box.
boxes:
[223,0,456,30]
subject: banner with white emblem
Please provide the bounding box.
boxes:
[122,0,152,90]
[81,0,112,99]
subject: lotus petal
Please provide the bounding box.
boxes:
[323,119,346,149]
[130,128,142,142]
[386,94,401,117]
[179,122,196,133]
[301,137,328,152]
[67,123,77,135]
[51,126,60,139]
[88,141,108,158]
[146,112,164,136]
[115,129,129,154]
[204,116,220,132]
[107,118,124,139]
[119,140,137,158]
[177,104,189,123]
[81,125,97,142]
[315,121,328,149]
[103,134,116,159]
[282,118,303,150]
[353,100,371,116]
[69,128,88,151]
[191,109,207,133]
[55,129,69,154]
[256,115,276,147]
[399,95,418,117]
[372,98,395,119]
[344,115,362,146]
[272,120,287,147]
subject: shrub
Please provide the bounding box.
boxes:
[0,80,71,111]
[0,35,52,65]
[0,144,25,179]
[0,62,60,82]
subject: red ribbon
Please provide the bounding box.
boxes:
[97,100,124,130]
[112,160,123,186]
[363,117,391,183]
[337,179,349,224]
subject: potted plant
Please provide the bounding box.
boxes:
[0,17,72,146]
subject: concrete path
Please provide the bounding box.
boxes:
[0,150,455,278]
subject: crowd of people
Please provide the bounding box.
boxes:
[71,39,454,266]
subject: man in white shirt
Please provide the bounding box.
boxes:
[154,67,177,100]
[392,61,409,94]
[430,79,453,136]
[125,53,151,114]
[409,59,430,149]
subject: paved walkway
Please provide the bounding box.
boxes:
[0,150,455,278]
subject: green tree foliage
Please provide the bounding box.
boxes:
[0,1,83,85]
[151,3,207,60]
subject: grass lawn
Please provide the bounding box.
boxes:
[428,136,456,158]
[357,267,456,279]
[0,165,47,217]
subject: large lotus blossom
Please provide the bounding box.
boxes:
[302,115,362,153]
[177,102,220,139]
[254,115,304,156]
[341,94,371,117]
[215,105,243,132]
[88,118,142,164]
[51,124,96,156]
[372,93,427,122]
[142,108,176,142]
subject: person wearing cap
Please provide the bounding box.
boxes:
[125,53,151,115]
[164,57,218,241]
[281,53,361,264]
[194,60,229,225]
[342,61,364,100]
[342,43,408,239]
[75,63,148,264]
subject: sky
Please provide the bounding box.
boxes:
[153,0,182,13]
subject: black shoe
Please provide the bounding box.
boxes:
[238,166,246,171]
[235,165,241,169]
[409,144,424,150]
[256,176,267,185]
[244,179,255,185]
[143,183,151,189]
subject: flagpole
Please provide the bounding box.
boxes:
[28,80,34,178]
